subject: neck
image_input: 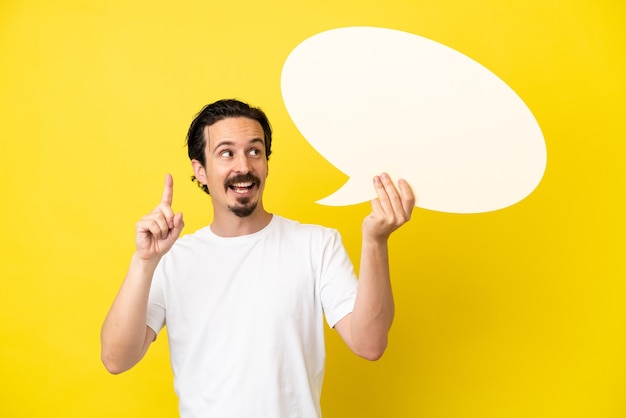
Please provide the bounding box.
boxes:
[210,207,273,237]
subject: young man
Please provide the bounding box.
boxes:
[101,99,415,417]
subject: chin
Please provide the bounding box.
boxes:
[229,202,258,218]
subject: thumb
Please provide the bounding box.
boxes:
[172,212,185,236]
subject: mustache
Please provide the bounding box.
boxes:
[224,173,260,189]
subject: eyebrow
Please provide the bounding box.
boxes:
[213,137,265,150]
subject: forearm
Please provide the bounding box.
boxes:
[101,254,158,373]
[350,238,395,359]
[339,173,413,360]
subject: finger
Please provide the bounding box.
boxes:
[372,175,388,204]
[138,214,170,240]
[376,173,404,217]
[171,212,185,236]
[150,215,170,240]
[161,173,174,206]
[153,202,176,228]
[369,194,383,215]
[397,178,416,217]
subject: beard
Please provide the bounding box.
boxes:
[228,197,258,217]
[225,173,261,218]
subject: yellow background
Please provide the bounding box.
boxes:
[1,0,625,417]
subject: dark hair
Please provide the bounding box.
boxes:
[187,99,273,194]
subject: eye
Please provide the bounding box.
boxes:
[219,150,233,158]
[249,148,262,157]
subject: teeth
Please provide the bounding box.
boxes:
[230,182,254,193]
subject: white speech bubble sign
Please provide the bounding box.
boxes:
[281,26,547,214]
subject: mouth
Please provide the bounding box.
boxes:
[225,174,260,195]
[229,181,255,194]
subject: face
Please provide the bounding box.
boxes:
[192,117,268,218]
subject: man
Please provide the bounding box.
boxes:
[101,99,415,417]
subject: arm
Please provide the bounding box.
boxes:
[101,174,184,374]
[334,173,414,360]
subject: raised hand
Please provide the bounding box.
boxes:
[135,174,184,261]
[362,173,415,242]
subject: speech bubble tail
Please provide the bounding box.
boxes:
[315,176,373,206]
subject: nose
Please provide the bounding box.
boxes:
[233,152,252,174]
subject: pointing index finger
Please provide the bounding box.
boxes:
[162,173,174,206]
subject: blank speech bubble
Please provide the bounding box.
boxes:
[281,26,547,214]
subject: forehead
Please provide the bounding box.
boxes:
[204,117,264,149]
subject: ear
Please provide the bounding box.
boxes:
[191,159,207,185]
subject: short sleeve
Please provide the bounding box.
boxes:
[319,229,358,328]
[146,262,166,335]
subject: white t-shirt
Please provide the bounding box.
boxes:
[147,215,358,418]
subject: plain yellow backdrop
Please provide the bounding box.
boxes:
[1,0,625,417]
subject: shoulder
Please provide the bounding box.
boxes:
[154,226,219,278]
[272,215,340,239]
[269,216,347,257]
[161,226,213,260]
[176,225,212,246]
